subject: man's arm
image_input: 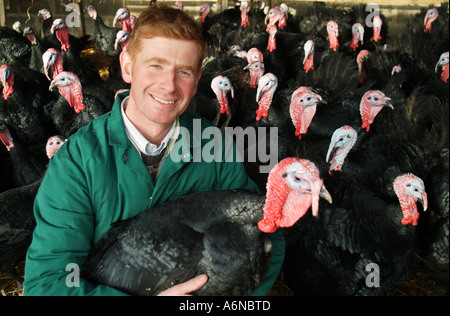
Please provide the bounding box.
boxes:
[24,148,128,296]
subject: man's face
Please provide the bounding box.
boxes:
[121,37,202,128]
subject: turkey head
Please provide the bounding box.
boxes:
[113,8,131,32]
[211,75,234,115]
[240,0,250,27]
[357,50,370,83]
[265,8,281,31]
[435,51,449,83]
[350,23,364,51]
[49,71,85,113]
[244,48,265,88]
[327,20,339,51]
[393,173,428,226]
[114,30,130,51]
[279,3,289,29]
[360,90,393,132]
[199,3,210,23]
[51,18,70,52]
[43,48,63,81]
[255,73,278,121]
[289,86,323,140]
[326,125,358,175]
[372,15,382,42]
[0,65,14,100]
[46,135,66,159]
[424,8,439,33]
[258,157,332,233]
[303,40,315,73]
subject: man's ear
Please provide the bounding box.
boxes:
[120,51,132,83]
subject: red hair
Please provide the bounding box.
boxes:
[127,4,205,69]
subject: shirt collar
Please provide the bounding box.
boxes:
[121,96,177,156]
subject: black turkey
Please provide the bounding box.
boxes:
[84,5,122,57]
[82,158,331,296]
[82,190,271,296]
[0,26,31,68]
[0,135,65,283]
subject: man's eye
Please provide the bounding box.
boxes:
[178,70,192,78]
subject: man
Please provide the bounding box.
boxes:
[24,5,284,295]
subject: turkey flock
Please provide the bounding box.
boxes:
[1,1,449,296]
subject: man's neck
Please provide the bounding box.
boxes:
[124,106,173,147]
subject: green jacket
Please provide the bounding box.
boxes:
[24,91,285,296]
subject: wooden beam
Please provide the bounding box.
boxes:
[0,0,6,27]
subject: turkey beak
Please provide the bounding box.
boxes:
[256,84,267,102]
[314,93,325,105]
[44,61,52,81]
[320,185,333,205]
[114,34,125,50]
[49,80,57,91]
[326,141,340,163]
[113,10,126,27]
[0,68,8,86]
[424,10,434,26]
[419,191,428,212]
[311,182,332,217]
[356,25,365,42]
[435,54,448,73]
[303,46,314,64]
[383,97,394,110]
[435,60,441,73]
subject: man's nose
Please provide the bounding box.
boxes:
[160,70,177,92]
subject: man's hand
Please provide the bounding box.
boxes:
[157,274,208,296]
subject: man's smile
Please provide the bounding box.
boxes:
[151,94,176,105]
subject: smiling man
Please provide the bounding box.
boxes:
[24,5,285,296]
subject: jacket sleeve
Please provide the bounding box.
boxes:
[218,132,285,296]
[23,145,129,296]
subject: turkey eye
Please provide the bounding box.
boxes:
[346,135,351,138]
[374,97,379,101]
[307,97,311,101]
[282,172,288,178]
[406,184,411,187]
[49,142,53,145]
[367,96,372,100]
